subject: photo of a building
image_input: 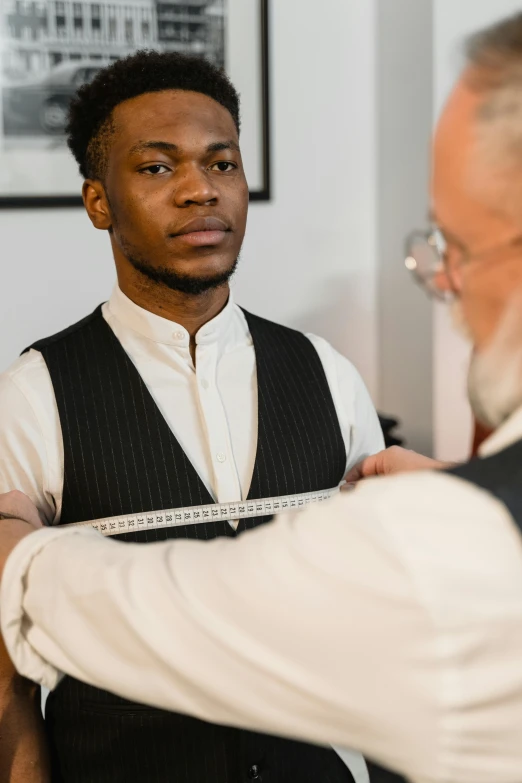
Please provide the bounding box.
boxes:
[0,0,225,137]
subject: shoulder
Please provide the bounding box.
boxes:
[239,309,333,371]
[352,470,522,614]
[0,349,50,399]
[0,350,58,435]
[304,332,361,383]
[298,467,522,631]
[239,308,304,339]
[304,332,380,434]
[0,350,62,521]
[27,305,103,353]
[239,308,359,372]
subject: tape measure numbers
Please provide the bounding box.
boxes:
[66,486,341,538]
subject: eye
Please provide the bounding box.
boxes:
[140,164,170,175]
[209,161,237,172]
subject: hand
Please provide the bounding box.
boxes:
[345,446,449,483]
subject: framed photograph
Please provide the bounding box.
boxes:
[0,0,270,207]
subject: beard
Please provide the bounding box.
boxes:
[109,202,241,296]
[452,298,522,430]
[126,253,239,296]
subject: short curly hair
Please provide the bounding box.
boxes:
[67,50,241,181]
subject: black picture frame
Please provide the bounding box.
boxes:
[0,0,271,208]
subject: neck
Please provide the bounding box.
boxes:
[117,271,230,339]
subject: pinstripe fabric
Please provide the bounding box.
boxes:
[242,310,347,514]
[28,305,352,783]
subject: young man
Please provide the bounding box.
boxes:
[0,52,383,782]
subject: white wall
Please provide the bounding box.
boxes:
[376,0,434,454]
[9,0,504,457]
[1,0,380,403]
[433,0,522,461]
[235,0,379,395]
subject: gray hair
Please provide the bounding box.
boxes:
[464,13,522,213]
[467,12,522,77]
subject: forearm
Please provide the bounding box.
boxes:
[0,675,50,783]
[0,495,50,780]
[1,508,438,776]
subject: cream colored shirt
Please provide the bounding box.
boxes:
[3,410,522,782]
[0,286,384,524]
[0,285,382,781]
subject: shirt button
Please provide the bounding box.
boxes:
[248,765,261,780]
[216,452,227,463]
[200,379,209,390]
[173,331,184,340]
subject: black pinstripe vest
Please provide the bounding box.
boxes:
[29,304,354,783]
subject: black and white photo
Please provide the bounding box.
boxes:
[0,0,269,205]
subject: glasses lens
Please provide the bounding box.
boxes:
[405,231,449,300]
[432,228,446,257]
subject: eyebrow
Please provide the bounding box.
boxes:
[207,140,240,153]
[129,140,178,155]
[128,139,240,155]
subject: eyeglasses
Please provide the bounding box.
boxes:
[404,228,450,301]
[404,228,522,301]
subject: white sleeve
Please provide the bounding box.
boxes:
[306,334,384,470]
[1,480,440,780]
[0,352,61,523]
[3,472,522,783]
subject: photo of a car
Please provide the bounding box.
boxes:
[0,0,263,206]
[2,61,108,136]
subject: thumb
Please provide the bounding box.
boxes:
[344,453,380,483]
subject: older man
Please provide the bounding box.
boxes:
[3,10,522,783]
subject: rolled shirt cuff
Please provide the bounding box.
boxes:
[0,526,95,690]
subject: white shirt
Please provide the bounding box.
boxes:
[0,286,384,524]
[3,409,522,783]
[0,285,381,780]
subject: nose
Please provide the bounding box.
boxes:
[173,164,219,207]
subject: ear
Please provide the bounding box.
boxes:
[83,180,112,231]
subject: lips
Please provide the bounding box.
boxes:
[170,216,230,247]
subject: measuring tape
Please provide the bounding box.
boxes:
[65,486,341,538]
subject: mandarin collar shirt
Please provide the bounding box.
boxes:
[0,286,384,524]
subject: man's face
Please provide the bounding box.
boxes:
[432,71,522,427]
[92,89,249,294]
[432,72,522,350]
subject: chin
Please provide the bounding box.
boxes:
[131,254,238,296]
[167,252,236,275]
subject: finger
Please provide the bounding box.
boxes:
[358,454,382,478]
[341,482,357,492]
[344,462,364,483]
[344,454,382,483]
